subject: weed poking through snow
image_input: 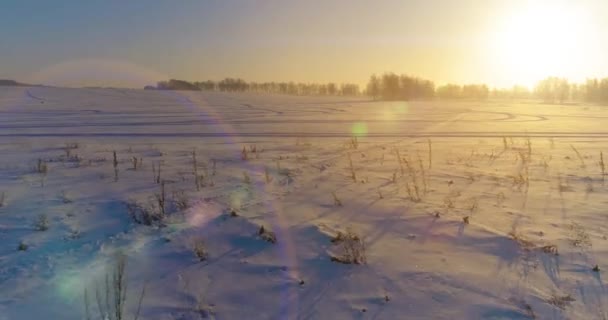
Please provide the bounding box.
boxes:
[34,213,49,231]
[192,237,209,261]
[83,253,147,320]
[570,145,586,168]
[258,225,277,244]
[600,151,605,184]
[332,191,342,207]
[17,241,28,251]
[330,227,366,265]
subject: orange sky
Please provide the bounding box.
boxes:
[3,0,607,88]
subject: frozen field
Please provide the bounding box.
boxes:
[1,86,608,319]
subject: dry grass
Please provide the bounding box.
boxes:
[84,253,147,320]
[34,213,49,231]
[347,152,357,182]
[192,150,200,191]
[241,146,248,161]
[125,200,160,226]
[154,181,166,218]
[172,190,189,211]
[570,145,586,168]
[547,293,575,310]
[600,151,605,184]
[540,245,559,256]
[113,151,119,182]
[243,171,251,184]
[258,225,277,244]
[264,167,273,183]
[349,136,359,150]
[152,161,162,184]
[17,241,28,251]
[427,139,432,169]
[192,237,209,261]
[330,227,367,265]
[36,158,48,174]
[332,191,342,207]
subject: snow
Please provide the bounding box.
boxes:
[1,86,608,319]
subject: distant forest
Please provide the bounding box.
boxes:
[0,79,29,87]
[149,75,608,105]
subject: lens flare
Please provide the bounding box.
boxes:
[352,122,368,137]
[394,102,409,114]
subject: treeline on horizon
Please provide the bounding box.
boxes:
[150,79,360,96]
[148,74,608,104]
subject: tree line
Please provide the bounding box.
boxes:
[148,74,608,104]
[151,78,361,96]
[534,77,608,104]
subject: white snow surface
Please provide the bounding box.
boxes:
[1,86,608,319]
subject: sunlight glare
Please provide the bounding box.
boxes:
[493,2,599,86]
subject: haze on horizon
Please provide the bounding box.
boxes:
[1,0,607,88]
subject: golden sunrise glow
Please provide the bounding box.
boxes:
[493,2,600,86]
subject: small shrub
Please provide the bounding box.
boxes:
[243,172,251,184]
[264,167,272,183]
[36,158,48,174]
[113,150,119,182]
[172,190,189,211]
[258,225,277,244]
[35,214,49,231]
[569,222,591,248]
[83,253,147,320]
[540,245,559,256]
[349,136,359,149]
[132,156,139,171]
[125,200,160,226]
[600,151,605,184]
[330,228,366,265]
[547,293,575,310]
[508,231,535,250]
[330,231,346,244]
[331,192,342,207]
[229,209,239,217]
[59,190,72,204]
[154,181,167,218]
[193,238,209,261]
[152,161,162,184]
[17,241,28,251]
[241,146,248,161]
[347,153,356,182]
[427,139,432,169]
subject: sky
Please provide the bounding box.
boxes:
[1,0,607,88]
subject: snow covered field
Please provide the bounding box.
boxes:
[1,86,608,319]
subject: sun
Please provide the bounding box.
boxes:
[492,2,598,86]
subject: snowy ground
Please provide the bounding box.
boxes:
[1,86,608,319]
